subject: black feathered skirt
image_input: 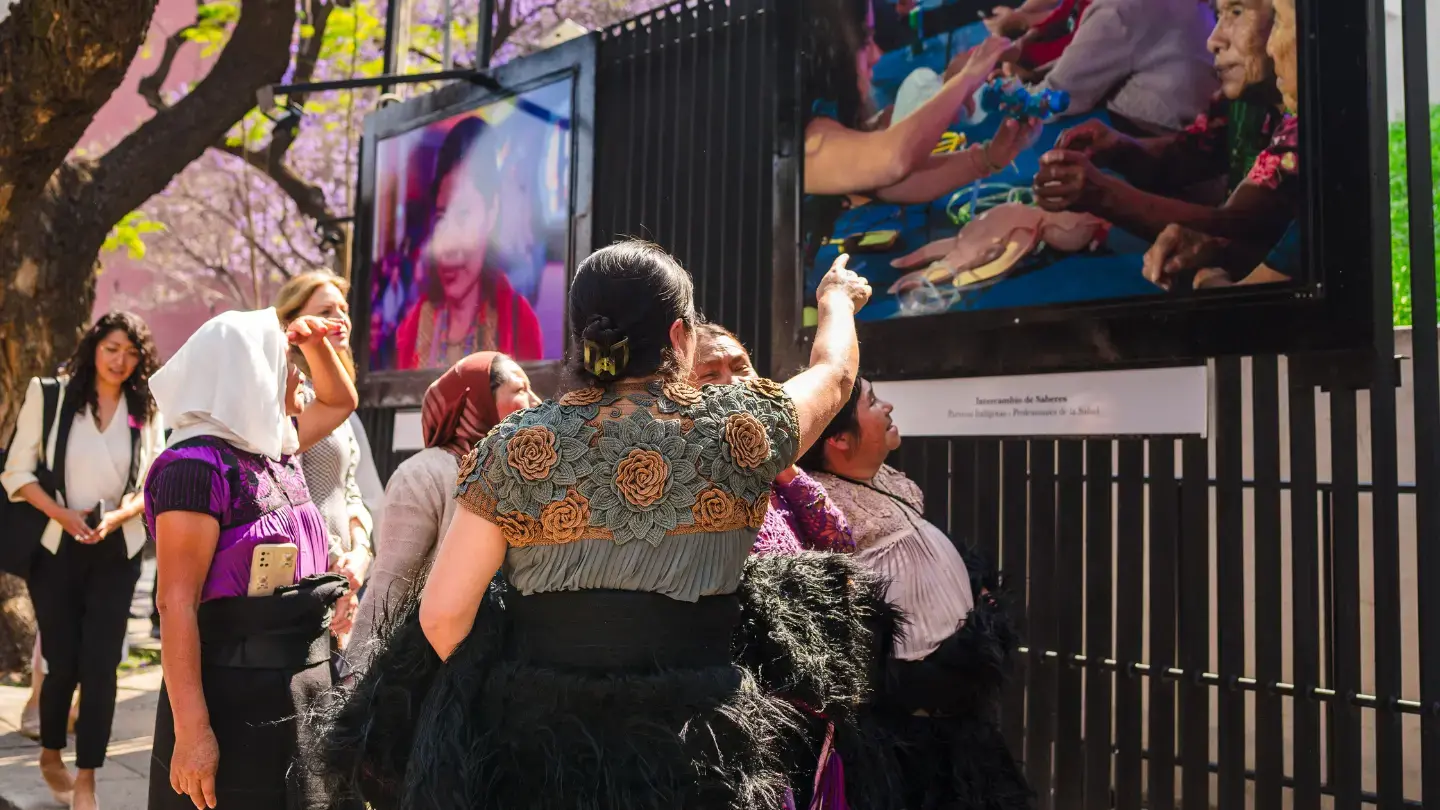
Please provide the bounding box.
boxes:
[320,554,898,810]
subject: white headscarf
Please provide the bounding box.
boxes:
[151,308,300,461]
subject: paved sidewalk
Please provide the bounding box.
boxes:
[0,560,161,809]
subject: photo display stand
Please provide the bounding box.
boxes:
[352,35,597,408]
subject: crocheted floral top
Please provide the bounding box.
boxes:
[455,377,801,602]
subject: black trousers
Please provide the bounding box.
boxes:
[29,529,143,768]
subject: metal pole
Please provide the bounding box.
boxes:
[476,0,494,68]
[381,0,404,94]
[441,0,455,69]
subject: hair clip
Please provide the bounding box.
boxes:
[583,338,630,378]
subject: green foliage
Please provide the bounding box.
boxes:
[183,0,241,57]
[1388,105,1440,326]
[102,211,167,260]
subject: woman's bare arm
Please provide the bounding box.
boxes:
[804,37,1012,196]
[155,510,220,806]
[419,508,506,660]
[291,318,359,453]
[783,256,871,459]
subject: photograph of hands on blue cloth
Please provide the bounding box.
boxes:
[800,0,1304,324]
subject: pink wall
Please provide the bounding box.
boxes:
[88,0,233,360]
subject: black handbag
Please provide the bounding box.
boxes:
[0,378,63,578]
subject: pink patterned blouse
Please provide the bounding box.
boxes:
[751,468,854,556]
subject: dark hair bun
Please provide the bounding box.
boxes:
[566,240,696,387]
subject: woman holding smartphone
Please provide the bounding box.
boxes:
[144,308,359,810]
[2,312,166,810]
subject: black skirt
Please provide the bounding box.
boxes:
[320,554,897,810]
[149,574,356,810]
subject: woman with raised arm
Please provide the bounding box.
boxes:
[323,241,878,809]
[144,308,359,810]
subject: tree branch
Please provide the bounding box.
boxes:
[85,0,298,228]
[135,22,198,113]
[0,0,159,227]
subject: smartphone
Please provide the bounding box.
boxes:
[247,543,299,597]
[84,501,108,531]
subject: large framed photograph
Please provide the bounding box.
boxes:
[353,36,596,405]
[782,0,1381,379]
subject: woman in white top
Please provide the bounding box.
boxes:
[347,351,540,664]
[274,272,375,647]
[1,312,166,810]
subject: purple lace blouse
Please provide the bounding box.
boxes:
[143,436,329,602]
[751,468,854,556]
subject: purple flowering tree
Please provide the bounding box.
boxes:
[0,0,657,673]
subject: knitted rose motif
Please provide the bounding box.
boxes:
[746,494,771,527]
[615,449,669,508]
[495,511,543,547]
[661,382,704,408]
[539,491,590,544]
[560,388,605,407]
[578,408,705,547]
[456,447,481,487]
[506,427,560,481]
[724,412,771,470]
[691,487,742,532]
[742,377,786,402]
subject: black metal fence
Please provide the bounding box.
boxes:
[363,0,1436,805]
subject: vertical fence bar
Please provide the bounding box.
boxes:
[974,441,1002,565]
[1001,440,1030,752]
[697,2,718,304]
[1214,357,1246,808]
[1113,440,1144,810]
[1026,440,1058,810]
[952,439,979,541]
[637,15,657,235]
[1054,441,1085,809]
[713,0,737,317]
[1082,439,1114,810]
[1251,355,1284,808]
[1287,370,1321,810]
[1328,390,1362,810]
[654,7,674,247]
[1147,438,1178,810]
[731,0,754,336]
[1179,433,1212,810]
[1400,0,1440,793]
[752,1,776,366]
[924,439,951,534]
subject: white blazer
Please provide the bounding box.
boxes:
[1,376,165,558]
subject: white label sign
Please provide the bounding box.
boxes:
[872,366,1209,438]
[391,409,425,452]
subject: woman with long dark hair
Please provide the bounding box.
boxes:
[395,116,545,369]
[2,312,166,810]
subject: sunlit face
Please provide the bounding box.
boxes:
[690,333,757,387]
[492,360,542,420]
[1208,0,1275,100]
[851,378,900,455]
[284,363,305,417]
[826,379,900,469]
[94,329,141,389]
[1267,0,1298,113]
[428,171,499,305]
[298,281,351,349]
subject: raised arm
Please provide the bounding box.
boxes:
[418,507,506,660]
[783,255,872,460]
[289,316,359,453]
[804,37,1013,196]
[155,509,220,810]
